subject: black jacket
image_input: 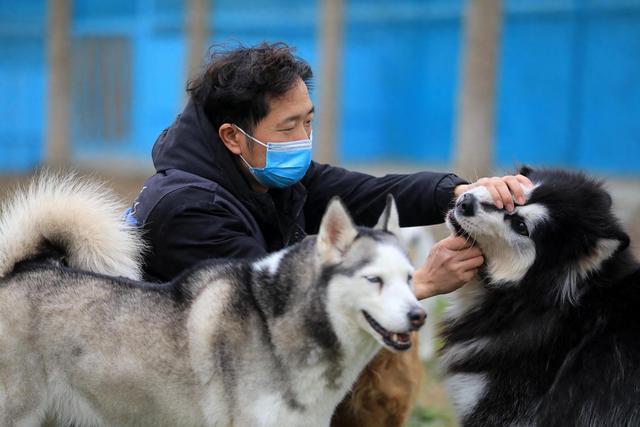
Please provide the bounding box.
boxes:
[128,99,467,281]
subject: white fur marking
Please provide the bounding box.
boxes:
[253,248,289,275]
[252,394,284,427]
[440,337,491,369]
[445,278,486,320]
[445,373,488,420]
[561,238,621,304]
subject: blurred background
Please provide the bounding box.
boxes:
[1,0,639,425]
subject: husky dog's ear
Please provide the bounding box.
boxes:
[518,165,534,177]
[317,197,358,264]
[375,194,401,237]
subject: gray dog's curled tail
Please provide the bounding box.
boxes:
[0,171,144,280]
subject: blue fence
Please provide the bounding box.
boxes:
[0,0,638,174]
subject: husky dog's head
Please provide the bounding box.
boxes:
[318,195,426,352]
[446,167,630,305]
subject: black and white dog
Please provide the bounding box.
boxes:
[441,167,640,426]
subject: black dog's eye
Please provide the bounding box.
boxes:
[511,218,529,236]
[364,275,383,286]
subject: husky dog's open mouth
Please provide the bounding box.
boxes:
[362,310,412,351]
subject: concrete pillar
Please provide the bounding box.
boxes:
[316,0,344,165]
[185,0,210,96]
[454,0,503,179]
[46,0,72,167]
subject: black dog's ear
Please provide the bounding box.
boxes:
[518,165,534,177]
[616,230,631,253]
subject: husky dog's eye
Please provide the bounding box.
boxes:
[364,275,383,285]
[511,218,529,236]
[407,274,413,283]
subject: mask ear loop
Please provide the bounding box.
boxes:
[238,153,255,170]
[233,124,268,148]
[233,124,266,171]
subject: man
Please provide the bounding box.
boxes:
[127,42,531,424]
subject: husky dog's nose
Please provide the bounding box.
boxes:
[408,307,426,330]
[457,193,476,216]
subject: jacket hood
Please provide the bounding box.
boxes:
[152,98,249,197]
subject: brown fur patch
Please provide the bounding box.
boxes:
[330,333,422,427]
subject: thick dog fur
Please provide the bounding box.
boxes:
[0,173,425,426]
[0,172,143,279]
[440,167,640,426]
[331,338,422,427]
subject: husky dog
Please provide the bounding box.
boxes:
[0,173,425,427]
[440,167,640,426]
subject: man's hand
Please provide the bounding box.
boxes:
[454,174,533,212]
[412,235,484,300]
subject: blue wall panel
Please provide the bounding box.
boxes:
[497,0,640,174]
[341,28,393,163]
[576,12,640,174]
[132,34,187,158]
[341,1,463,164]
[0,2,45,173]
[0,0,638,174]
[409,22,461,164]
[497,13,577,169]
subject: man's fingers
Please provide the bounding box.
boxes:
[440,235,474,251]
[516,174,533,187]
[494,180,515,212]
[461,269,479,283]
[504,176,526,206]
[457,246,483,261]
[457,255,484,271]
[484,183,503,210]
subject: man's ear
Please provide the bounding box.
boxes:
[375,194,401,238]
[219,123,243,155]
[317,197,358,264]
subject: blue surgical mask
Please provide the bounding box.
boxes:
[235,125,313,189]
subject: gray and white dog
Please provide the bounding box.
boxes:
[0,173,425,427]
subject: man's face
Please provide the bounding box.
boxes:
[241,78,314,170]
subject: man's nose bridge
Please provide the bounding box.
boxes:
[292,123,311,140]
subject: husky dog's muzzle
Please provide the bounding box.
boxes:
[362,307,426,351]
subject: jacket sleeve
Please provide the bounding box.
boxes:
[143,187,266,281]
[301,162,468,234]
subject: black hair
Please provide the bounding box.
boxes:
[187,42,313,134]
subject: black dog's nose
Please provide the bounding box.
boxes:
[457,193,476,216]
[408,307,427,330]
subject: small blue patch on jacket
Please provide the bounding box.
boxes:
[124,207,138,227]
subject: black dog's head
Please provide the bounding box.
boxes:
[447,167,630,305]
